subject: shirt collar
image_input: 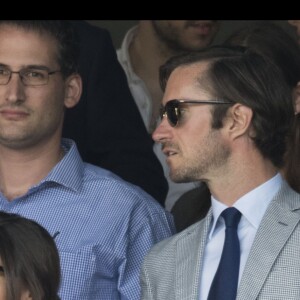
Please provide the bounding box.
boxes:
[118,26,142,83]
[40,138,84,192]
[209,173,283,239]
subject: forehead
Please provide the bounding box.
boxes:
[0,24,59,67]
[163,62,212,102]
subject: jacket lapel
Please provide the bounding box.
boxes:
[237,182,300,299]
[175,210,213,300]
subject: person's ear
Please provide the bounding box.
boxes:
[224,103,253,140]
[64,73,82,108]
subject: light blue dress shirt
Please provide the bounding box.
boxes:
[0,139,176,300]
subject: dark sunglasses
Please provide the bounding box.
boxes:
[160,99,233,127]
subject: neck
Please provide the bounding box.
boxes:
[0,138,63,201]
[206,150,279,206]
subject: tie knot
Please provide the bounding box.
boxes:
[221,207,241,229]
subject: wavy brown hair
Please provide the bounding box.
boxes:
[226,21,300,192]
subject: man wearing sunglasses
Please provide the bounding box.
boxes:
[118,20,220,212]
[141,46,300,300]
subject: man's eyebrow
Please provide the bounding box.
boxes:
[24,65,52,71]
[0,64,51,70]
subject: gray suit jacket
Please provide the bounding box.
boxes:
[141,181,300,300]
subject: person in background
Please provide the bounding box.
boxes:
[141,46,299,300]
[117,20,220,210]
[0,211,60,300]
[63,20,168,205]
[0,20,175,300]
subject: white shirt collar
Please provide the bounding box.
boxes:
[117,26,141,83]
[209,173,283,239]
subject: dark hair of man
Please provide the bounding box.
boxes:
[159,46,294,168]
[0,20,79,77]
[0,211,61,300]
[225,22,300,192]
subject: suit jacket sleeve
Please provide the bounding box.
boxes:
[63,21,168,205]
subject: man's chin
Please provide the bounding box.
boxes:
[170,173,193,183]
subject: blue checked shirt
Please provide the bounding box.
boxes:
[0,139,176,300]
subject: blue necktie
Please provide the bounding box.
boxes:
[207,207,242,300]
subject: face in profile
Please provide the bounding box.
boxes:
[152,20,219,53]
[152,63,230,183]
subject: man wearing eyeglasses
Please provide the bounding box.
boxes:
[0,20,175,300]
[141,46,300,300]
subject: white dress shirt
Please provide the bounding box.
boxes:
[199,173,283,300]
